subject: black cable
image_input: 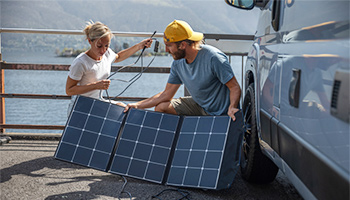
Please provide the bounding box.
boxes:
[152,188,191,200]
[107,31,157,80]
[118,176,132,200]
[101,32,158,102]
[110,53,157,99]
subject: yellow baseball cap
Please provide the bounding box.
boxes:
[163,20,204,43]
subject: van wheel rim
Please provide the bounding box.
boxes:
[242,99,252,166]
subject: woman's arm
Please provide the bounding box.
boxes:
[114,38,152,63]
[65,76,111,96]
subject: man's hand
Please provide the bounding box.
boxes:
[124,103,138,113]
[228,107,240,121]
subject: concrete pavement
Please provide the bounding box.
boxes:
[0,140,302,200]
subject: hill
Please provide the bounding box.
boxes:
[0,0,260,51]
[1,0,259,34]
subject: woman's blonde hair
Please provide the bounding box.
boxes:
[83,20,113,41]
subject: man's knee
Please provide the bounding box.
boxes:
[155,102,169,112]
[155,102,176,114]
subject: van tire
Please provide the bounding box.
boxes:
[240,83,279,184]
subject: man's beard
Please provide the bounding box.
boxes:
[172,48,186,60]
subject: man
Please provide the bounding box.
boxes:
[125,20,241,121]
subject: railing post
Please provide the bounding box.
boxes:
[241,55,244,107]
[0,31,5,133]
[0,65,5,133]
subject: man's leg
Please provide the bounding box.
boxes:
[155,101,177,114]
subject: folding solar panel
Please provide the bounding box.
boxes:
[109,109,181,183]
[55,96,244,190]
[166,115,243,190]
[55,96,126,171]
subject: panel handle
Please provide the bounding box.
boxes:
[289,69,301,108]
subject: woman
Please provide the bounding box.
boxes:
[66,21,152,115]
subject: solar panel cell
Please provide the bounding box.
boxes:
[154,130,174,147]
[115,139,135,157]
[69,112,87,129]
[183,168,201,186]
[95,135,116,153]
[203,152,222,168]
[143,112,162,127]
[197,117,213,132]
[89,151,110,170]
[90,101,109,117]
[79,131,98,149]
[199,169,218,187]
[176,134,193,150]
[159,115,179,132]
[121,124,140,141]
[134,143,152,160]
[145,163,165,182]
[138,127,157,144]
[128,159,147,177]
[150,146,170,164]
[106,105,125,121]
[188,150,206,168]
[180,117,198,132]
[192,134,210,149]
[74,96,94,113]
[207,134,226,151]
[85,116,104,133]
[110,155,130,174]
[61,127,81,144]
[171,150,190,166]
[166,167,185,184]
[100,119,122,137]
[212,117,230,133]
[73,147,92,166]
[55,143,76,161]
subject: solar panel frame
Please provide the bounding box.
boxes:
[166,115,232,189]
[54,96,126,171]
[55,96,244,190]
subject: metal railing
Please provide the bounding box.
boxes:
[0,28,253,133]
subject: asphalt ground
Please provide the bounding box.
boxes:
[0,140,303,200]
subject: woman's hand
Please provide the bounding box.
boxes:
[95,79,111,90]
[138,38,153,50]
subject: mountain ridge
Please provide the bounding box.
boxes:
[1,0,260,34]
[1,0,260,51]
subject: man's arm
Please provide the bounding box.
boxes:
[124,83,181,112]
[225,76,241,121]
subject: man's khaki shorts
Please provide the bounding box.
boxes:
[170,96,210,116]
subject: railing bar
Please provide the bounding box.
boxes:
[0,124,65,130]
[0,28,254,41]
[0,93,70,99]
[0,28,164,38]
[204,33,255,41]
[1,63,171,73]
[0,93,147,101]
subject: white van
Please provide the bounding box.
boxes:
[225,0,349,199]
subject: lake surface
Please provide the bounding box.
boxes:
[2,50,243,133]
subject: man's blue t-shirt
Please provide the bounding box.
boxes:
[168,45,235,115]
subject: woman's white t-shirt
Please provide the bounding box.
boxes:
[67,48,116,115]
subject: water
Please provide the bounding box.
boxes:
[2,50,243,133]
